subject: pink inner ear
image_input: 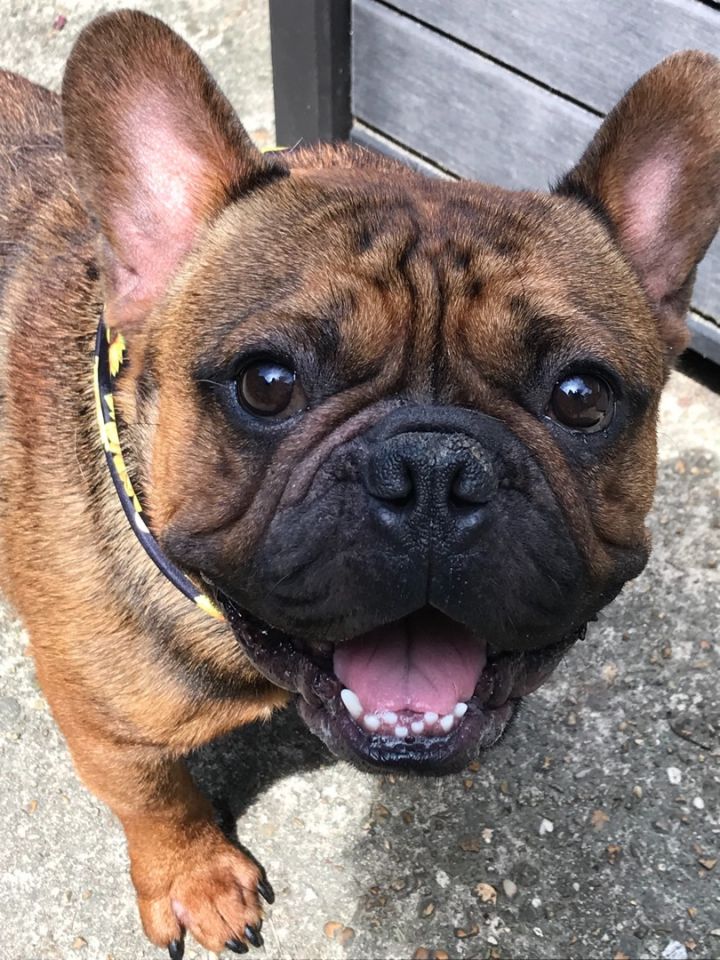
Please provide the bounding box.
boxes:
[621,148,684,302]
[108,98,219,314]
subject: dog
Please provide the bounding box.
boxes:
[1,9,718,957]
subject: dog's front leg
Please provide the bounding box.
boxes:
[45,711,269,956]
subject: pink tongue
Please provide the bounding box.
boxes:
[333,610,486,715]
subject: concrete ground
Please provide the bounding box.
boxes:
[1,3,719,959]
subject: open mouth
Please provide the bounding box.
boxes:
[221,598,583,772]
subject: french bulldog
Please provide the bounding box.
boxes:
[1,9,718,956]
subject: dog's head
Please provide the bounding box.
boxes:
[63,13,720,770]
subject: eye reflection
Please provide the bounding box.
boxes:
[549,373,614,432]
[237,359,306,418]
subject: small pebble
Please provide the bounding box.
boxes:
[0,696,21,729]
[591,809,610,829]
[661,941,687,960]
[338,928,355,946]
[539,818,554,836]
[460,837,482,852]
[607,843,622,864]
[475,883,497,905]
[323,921,355,945]
[692,797,704,810]
[502,878,518,898]
[667,766,682,785]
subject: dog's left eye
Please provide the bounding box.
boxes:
[548,373,614,432]
[237,359,307,419]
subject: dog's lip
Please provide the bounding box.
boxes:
[218,593,584,768]
[296,691,517,771]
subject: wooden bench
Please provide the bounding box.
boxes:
[269,0,720,364]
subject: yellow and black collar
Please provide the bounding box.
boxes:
[93,318,225,621]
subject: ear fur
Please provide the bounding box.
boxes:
[556,51,720,357]
[62,9,287,329]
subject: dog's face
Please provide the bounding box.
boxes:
[63,14,720,771]
[151,179,662,769]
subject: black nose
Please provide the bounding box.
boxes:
[364,432,497,536]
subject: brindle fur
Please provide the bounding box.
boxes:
[1,10,719,955]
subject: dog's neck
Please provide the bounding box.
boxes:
[93,314,225,621]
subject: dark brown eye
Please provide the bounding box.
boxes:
[237,359,306,418]
[549,374,614,432]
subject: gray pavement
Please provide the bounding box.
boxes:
[1,4,718,959]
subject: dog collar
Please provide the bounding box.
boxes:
[93,318,225,621]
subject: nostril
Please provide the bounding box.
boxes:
[450,465,497,507]
[381,489,414,509]
[364,452,415,507]
[449,488,485,509]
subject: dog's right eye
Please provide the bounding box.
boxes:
[237,359,307,419]
[548,373,614,433]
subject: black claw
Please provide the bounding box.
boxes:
[225,939,249,955]
[257,877,275,905]
[244,924,263,947]
[168,938,185,960]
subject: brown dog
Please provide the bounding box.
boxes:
[1,10,719,957]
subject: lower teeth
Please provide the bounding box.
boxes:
[339,689,468,737]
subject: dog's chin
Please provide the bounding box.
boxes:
[219,596,584,773]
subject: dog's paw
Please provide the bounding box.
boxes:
[130,823,272,956]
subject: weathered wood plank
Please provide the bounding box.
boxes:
[351,121,451,178]
[385,0,720,115]
[352,0,598,190]
[688,313,720,366]
[691,249,720,321]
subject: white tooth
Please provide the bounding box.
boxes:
[340,688,363,719]
[382,711,398,725]
[454,702,468,718]
[411,720,425,735]
[395,725,409,738]
[424,711,439,725]
[363,714,380,732]
[440,714,454,733]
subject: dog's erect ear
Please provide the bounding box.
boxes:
[556,51,720,357]
[62,10,287,330]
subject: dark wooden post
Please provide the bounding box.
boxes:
[269,0,352,145]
